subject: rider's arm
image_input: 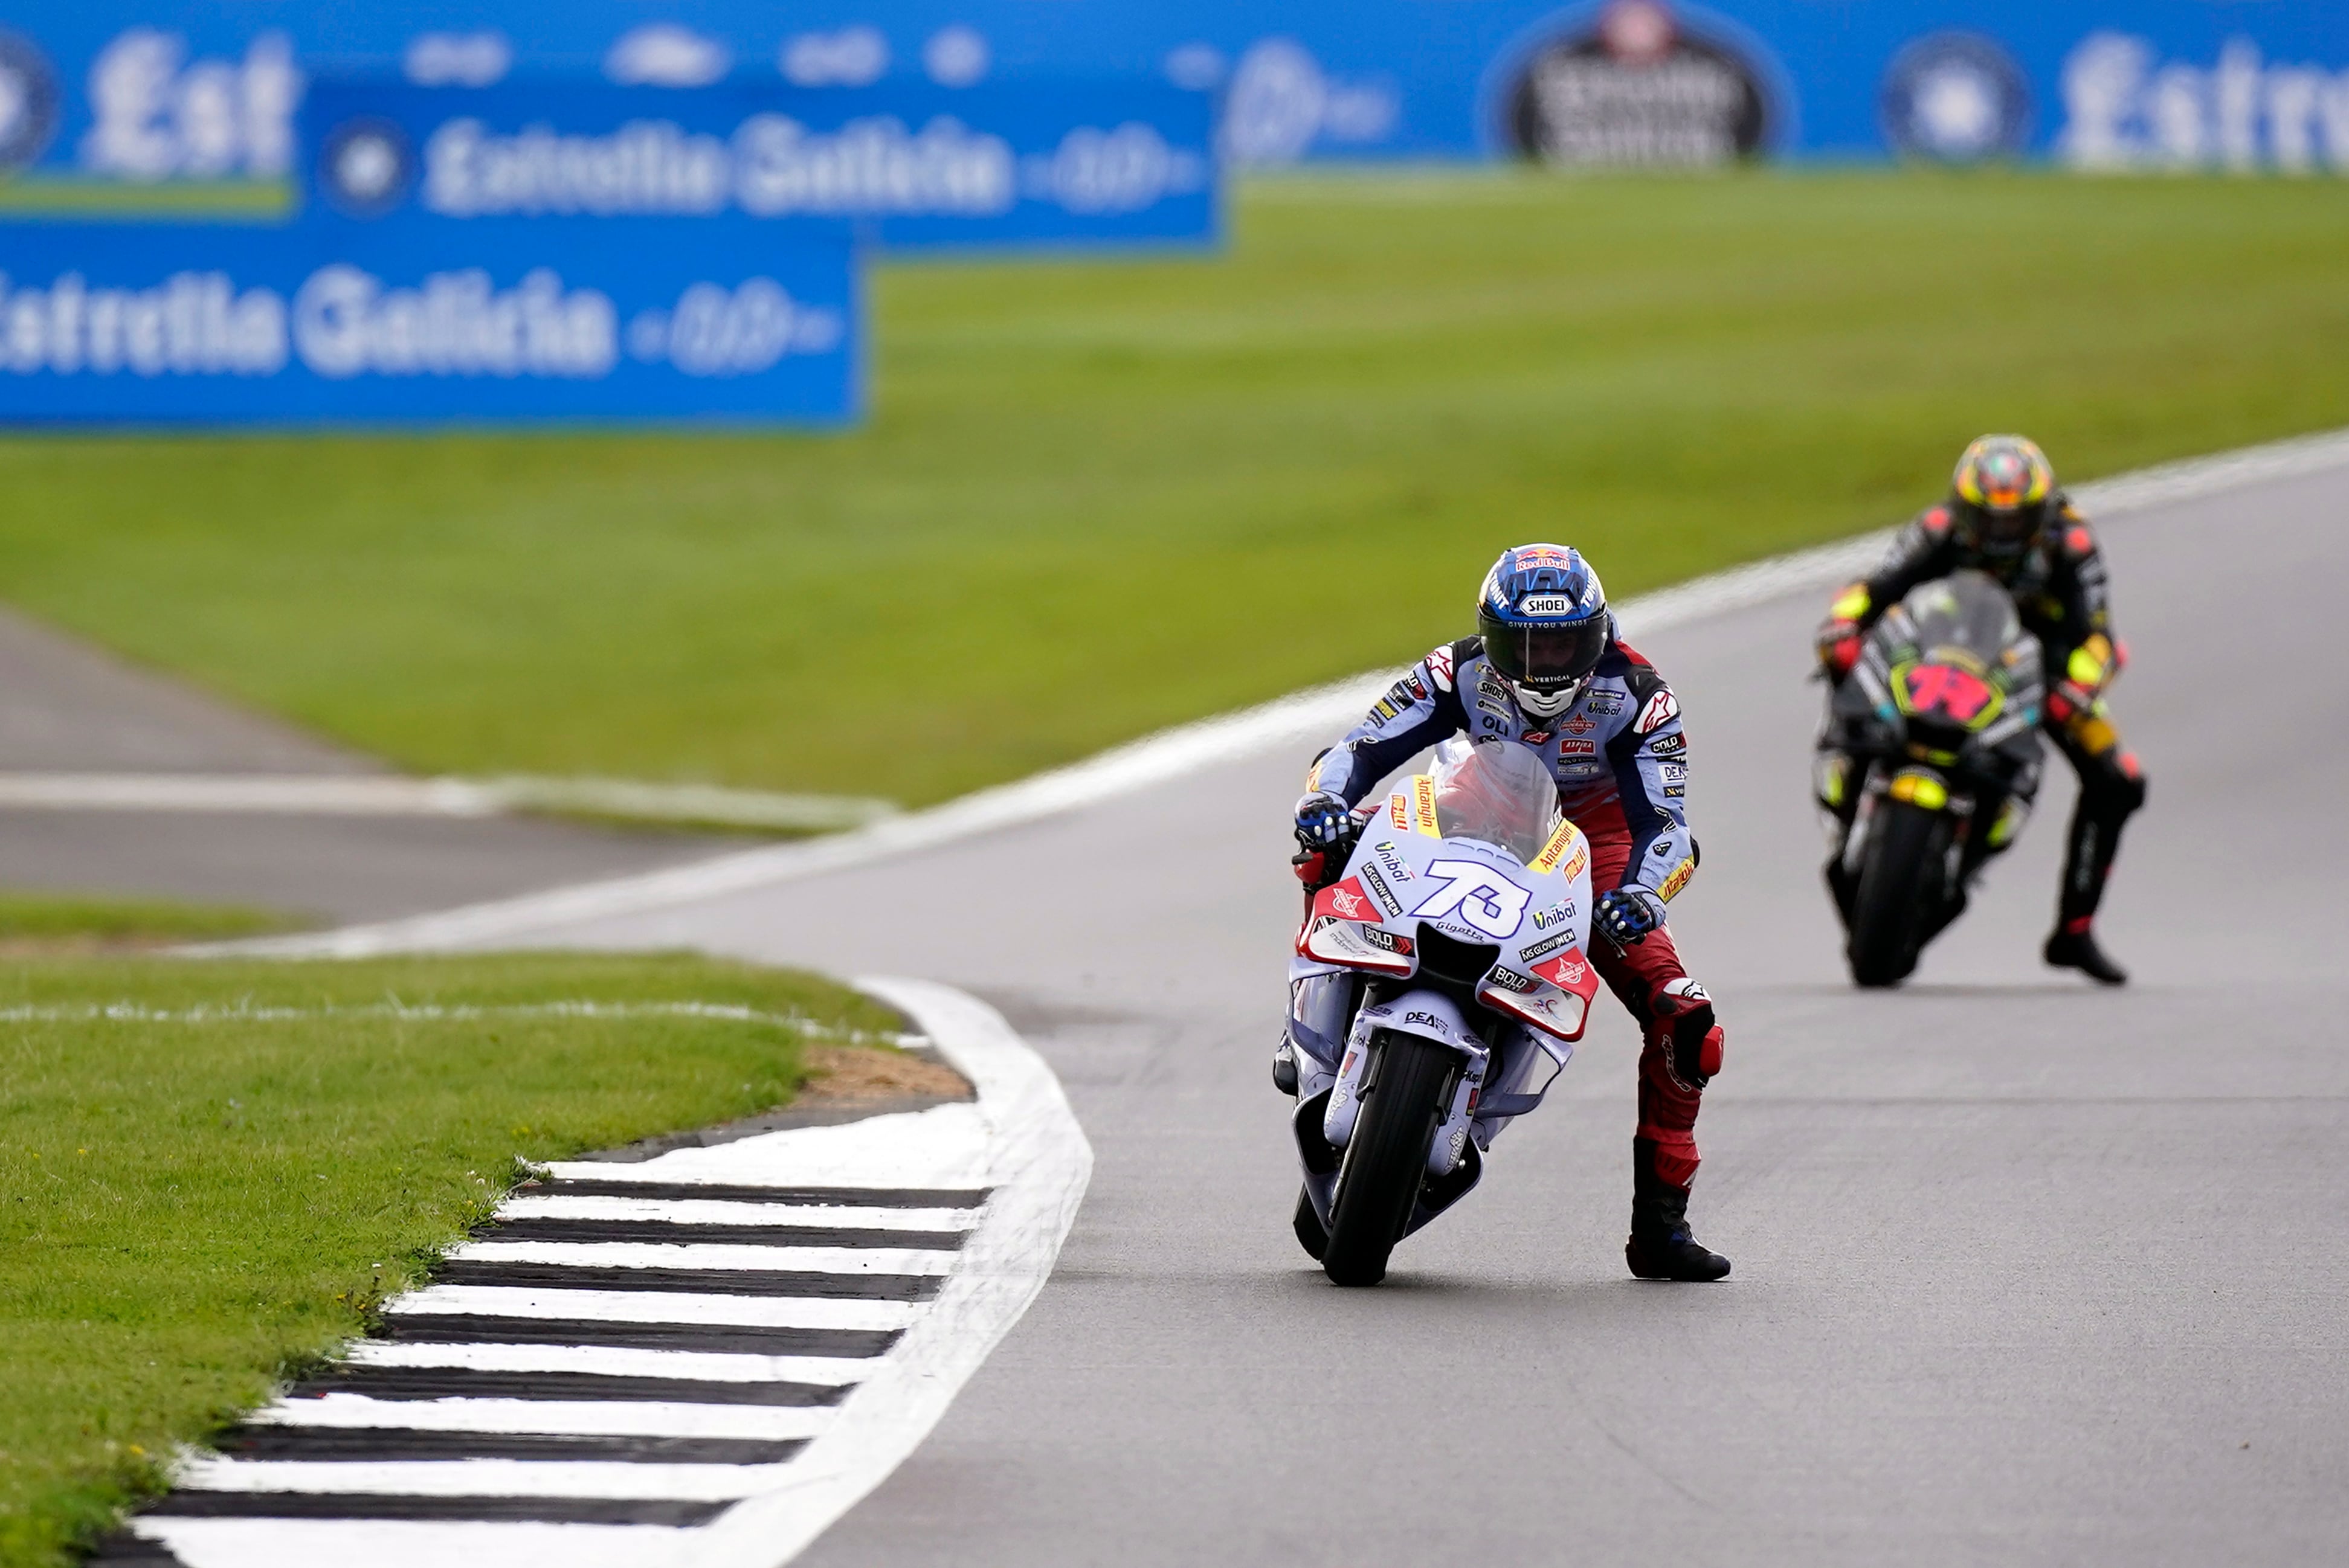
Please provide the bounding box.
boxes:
[1303,639,1475,808]
[2046,502,2124,716]
[1817,507,1960,676]
[1606,654,1698,904]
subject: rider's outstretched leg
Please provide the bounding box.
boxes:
[1585,866,1730,1282]
[2044,716,2146,986]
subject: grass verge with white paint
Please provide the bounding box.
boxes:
[115,978,1089,1568]
[0,953,900,1568]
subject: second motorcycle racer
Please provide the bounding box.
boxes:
[1283,543,1730,1282]
[1813,435,2148,984]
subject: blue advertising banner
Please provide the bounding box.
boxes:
[303,76,1217,252]
[0,217,859,424]
[1,2,2344,178]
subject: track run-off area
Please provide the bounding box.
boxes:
[240,436,2349,1565]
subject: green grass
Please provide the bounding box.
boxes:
[0,891,303,948]
[1,170,2345,805]
[0,952,900,1567]
[0,178,292,218]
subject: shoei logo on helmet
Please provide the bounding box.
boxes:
[1518,594,1578,616]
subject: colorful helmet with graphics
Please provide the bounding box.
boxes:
[1950,434,2056,560]
[1476,543,1610,719]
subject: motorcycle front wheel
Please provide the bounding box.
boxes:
[1321,1030,1456,1287]
[1846,798,1953,988]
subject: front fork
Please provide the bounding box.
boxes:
[1322,1005,1487,1179]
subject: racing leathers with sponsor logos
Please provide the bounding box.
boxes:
[1285,629,1729,1280]
[1816,477,2147,984]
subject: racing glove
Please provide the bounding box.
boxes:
[2046,679,2098,725]
[1815,585,1872,681]
[1292,791,1358,890]
[1595,885,1668,948]
[2048,634,2120,725]
[1814,619,1863,681]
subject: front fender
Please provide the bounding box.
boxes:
[1321,990,1487,1160]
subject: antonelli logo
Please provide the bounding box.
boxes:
[1498,0,1774,167]
[0,30,59,173]
[1881,33,2030,163]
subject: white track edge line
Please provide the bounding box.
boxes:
[212,422,2349,959]
[686,976,1092,1566]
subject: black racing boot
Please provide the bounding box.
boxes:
[1626,1140,1730,1281]
[2044,925,2127,986]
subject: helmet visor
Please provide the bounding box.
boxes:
[1969,499,2042,550]
[1479,612,1608,690]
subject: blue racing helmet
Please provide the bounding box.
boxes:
[1476,544,1610,717]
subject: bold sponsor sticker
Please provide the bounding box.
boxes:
[1484,966,1539,995]
[1637,687,1680,734]
[1649,731,1686,756]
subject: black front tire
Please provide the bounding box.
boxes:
[1846,798,1952,988]
[1321,1031,1457,1287]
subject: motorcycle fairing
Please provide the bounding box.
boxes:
[1298,777,1598,1042]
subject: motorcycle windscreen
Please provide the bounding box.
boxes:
[1428,737,1561,864]
[1896,570,2026,669]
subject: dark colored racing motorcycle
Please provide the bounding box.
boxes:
[1816,571,2045,987]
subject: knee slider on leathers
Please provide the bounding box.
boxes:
[1654,977,1722,1091]
[2082,750,2148,819]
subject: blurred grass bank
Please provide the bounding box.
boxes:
[0,172,2342,806]
[0,953,900,1567]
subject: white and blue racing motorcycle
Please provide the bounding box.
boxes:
[1288,739,1599,1286]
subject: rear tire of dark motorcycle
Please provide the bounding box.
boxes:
[1847,798,1949,988]
[1321,1031,1455,1288]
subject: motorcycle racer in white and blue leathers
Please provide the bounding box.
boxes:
[1283,544,1730,1281]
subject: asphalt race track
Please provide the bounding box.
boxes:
[473,464,2348,1565]
[0,605,727,922]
